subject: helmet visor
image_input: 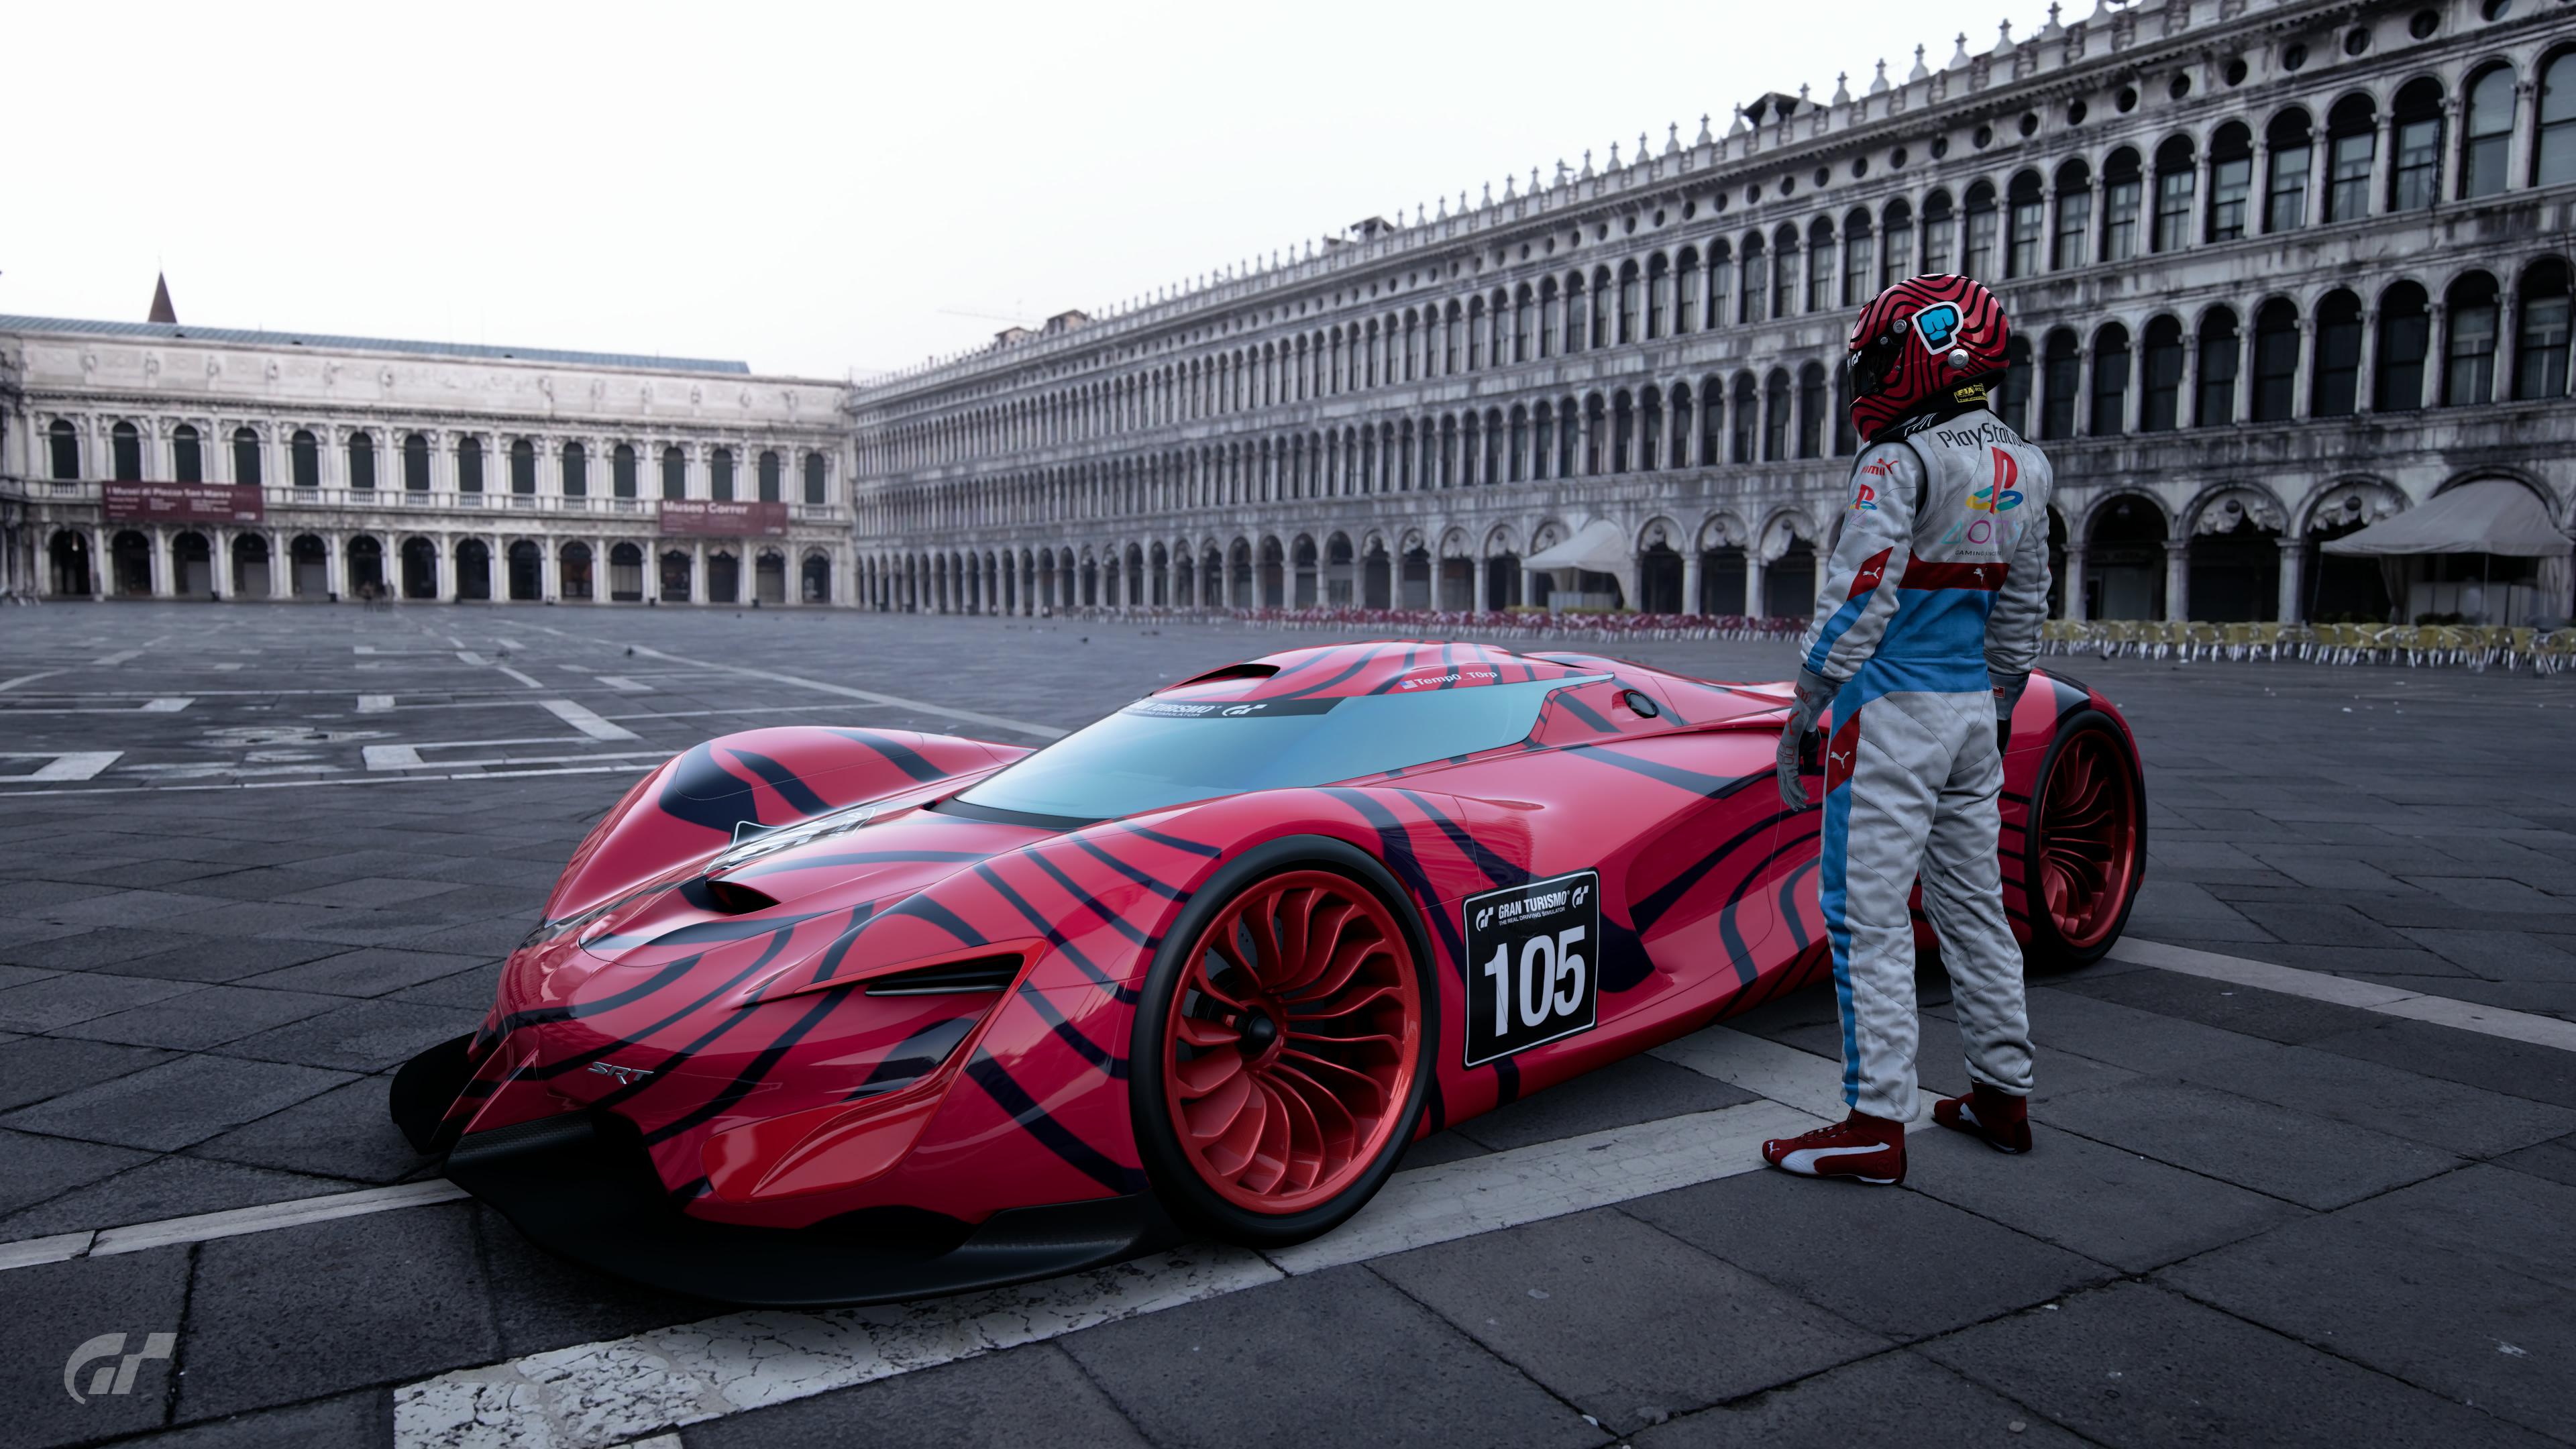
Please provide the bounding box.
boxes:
[1849,334,1902,399]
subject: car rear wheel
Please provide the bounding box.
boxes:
[1131,838,1432,1247]
[2021,712,2145,967]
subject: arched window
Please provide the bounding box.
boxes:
[1796,363,1827,458]
[2091,324,2132,433]
[1644,257,1667,339]
[1739,237,1767,324]
[2392,78,2445,212]
[661,445,686,499]
[2515,260,2571,400]
[1805,219,1835,311]
[2141,317,2186,431]
[2153,137,2198,252]
[612,443,638,498]
[291,429,321,488]
[1762,369,1790,462]
[1704,244,1733,329]
[2265,109,2314,231]
[757,449,783,502]
[1699,375,1723,464]
[1921,190,1955,274]
[1467,296,1488,368]
[710,447,735,501]
[1963,181,1999,280]
[1996,335,2033,435]
[2197,308,2242,425]
[2444,272,2502,405]
[346,431,375,490]
[1664,387,1688,468]
[2053,160,2092,270]
[561,440,587,496]
[1731,373,1758,463]
[1561,280,1587,351]
[1841,211,1874,305]
[48,419,80,480]
[2461,65,2515,199]
[456,435,484,493]
[231,427,260,486]
[2540,50,2576,186]
[1879,200,1913,288]
[111,421,142,482]
[1609,392,1632,472]
[803,451,828,504]
[2208,123,2254,241]
[2314,290,2365,416]
[2375,281,2432,410]
[2005,172,2044,278]
[1617,264,1640,343]
[1772,228,1799,319]
[2100,148,2143,261]
[2326,95,2378,221]
[1672,256,1697,337]
[173,424,203,483]
[1591,284,1614,356]
[2041,329,2080,439]
[403,433,431,491]
[2252,300,2299,421]
[509,438,537,494]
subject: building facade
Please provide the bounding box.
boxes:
[845,0,2576,627]
[0,317,856,606]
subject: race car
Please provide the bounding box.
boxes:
[390,639,2144,1305]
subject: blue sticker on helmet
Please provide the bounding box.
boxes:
[1914,303,1961,351]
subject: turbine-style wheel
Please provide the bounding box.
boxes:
[1132,841,1432,1246]
[2023,713,2144,965]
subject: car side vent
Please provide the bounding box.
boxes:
[680,876,781,916]
[1173,662,1280,688]
[864,955,1023,996]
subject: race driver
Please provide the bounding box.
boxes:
[1759,274,2053,1185]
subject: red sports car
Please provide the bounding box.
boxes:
[391,640,2144,1305]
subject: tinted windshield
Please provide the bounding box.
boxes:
[955,676,1591,821]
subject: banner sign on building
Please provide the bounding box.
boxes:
[658,500,789,537]
[102,482,265,525]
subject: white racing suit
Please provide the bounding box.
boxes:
[1796,402,2054,1122]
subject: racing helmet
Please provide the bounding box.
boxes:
[1845,274,2010,444]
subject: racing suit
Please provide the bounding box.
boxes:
[1794,400,2053,1122]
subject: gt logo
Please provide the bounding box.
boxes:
[589,1061,650,1086]
[1969,447,2023,513]
[1220,704,1264,716]
[63,1332,174,1404]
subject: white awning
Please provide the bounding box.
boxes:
[2321,480,2572,558]
[1523,518,1630,573]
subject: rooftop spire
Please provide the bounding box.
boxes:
[147,272,177,325]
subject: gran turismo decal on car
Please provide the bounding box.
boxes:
[1463,869,1601,1067]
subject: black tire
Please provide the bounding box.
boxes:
[2020,710,2147,969]
[1128,835,1438,1248]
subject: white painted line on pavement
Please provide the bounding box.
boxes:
[497,666,545,688]
[213,662,244,672]
[2111,937,2576,1055]
[458,651,490,666]
[0,1231,95,1271]
[364,745,427,770]
[601,642,1068,741]
[140,697,193,712]
[359,694,396,713]
[91,1181,472,1257]
[541,698,641,741]
[597,676,652,693]
[93,649,142,666]
[0,751,123,782]
[0,671,62,692]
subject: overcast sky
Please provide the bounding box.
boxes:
[5,0,2057,380]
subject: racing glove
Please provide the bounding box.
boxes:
[1775,668,1837,811]
[1990,670,2027,757]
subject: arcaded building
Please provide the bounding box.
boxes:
[846,0,2575,625]
[0,302,855,607]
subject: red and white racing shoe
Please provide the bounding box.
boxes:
[1931,1083,2033,1154]
[1761,1112,1907,1185]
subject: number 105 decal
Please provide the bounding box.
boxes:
[1462,870,1601,1067]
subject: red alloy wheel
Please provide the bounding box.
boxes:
[1162,870,1421,1215]
[2035,725,2141,951]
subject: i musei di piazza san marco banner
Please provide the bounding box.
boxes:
[657,500,789,537]
[101,482,265,525]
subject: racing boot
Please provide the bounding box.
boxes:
[1761,1112,1906,1185]
[1932,1083,2032,1154]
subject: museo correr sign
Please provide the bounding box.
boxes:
[657,500,789,537]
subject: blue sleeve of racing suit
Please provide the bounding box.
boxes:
[1799,442,1923,687]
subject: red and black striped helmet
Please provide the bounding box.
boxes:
[1845,274,2009,444]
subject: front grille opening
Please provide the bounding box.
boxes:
[865,955,1023,996]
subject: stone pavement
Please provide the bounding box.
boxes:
[0,604,2570,1448]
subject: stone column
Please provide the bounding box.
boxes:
[2368,114,2395,215]
[89,524,110,598]
[1681,550,1703,618]
[2506,80,2538,199]
[2292,318,2318,420]
[2163,539,2190,623]
[692,539,708,605]
[2061,541,2088,622]
[150,528,174,598]
[2426,301,2451,407]
[2231,333,2255,425]
[2355,308,2381,411]
[2074,343,2096,437]
[2495,292,2521,406]
[211,528,233,599]
[1746,552,1769,620]
[2276,537,2307,624]
[541,535,561,602]
[2178,333,2204,427]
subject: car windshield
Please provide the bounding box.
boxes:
[955,676,1595,822]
